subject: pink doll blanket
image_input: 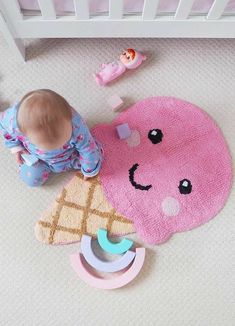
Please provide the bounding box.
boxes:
[92,97,232,245]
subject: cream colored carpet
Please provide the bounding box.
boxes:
[0,36,234,326]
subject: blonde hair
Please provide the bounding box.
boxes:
[17,89,72,141]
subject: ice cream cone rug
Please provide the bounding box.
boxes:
[35,97,232,289]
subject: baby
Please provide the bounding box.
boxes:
[0,89,103,186]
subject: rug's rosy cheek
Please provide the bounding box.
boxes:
[126,130,141,148]
[161,197,180,216]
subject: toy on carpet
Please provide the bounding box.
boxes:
[80,234,135,272]
[116,123,131,139]
[21,154,39,166]
[70,228,146,289]
[107,94,124,111]
[94,48,146,86]
[97,228,133,254]
[35,174,134,245]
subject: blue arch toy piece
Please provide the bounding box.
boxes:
[97,228,133,254]
[81,235,136,273]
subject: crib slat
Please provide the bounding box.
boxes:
[175,0,195,20]
[109,0,123,20]
[142,0,159,20]
[207,0,230,20]
[38,0,56,20]
[74,0,89,20]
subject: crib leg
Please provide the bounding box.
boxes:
[0,12,25,62]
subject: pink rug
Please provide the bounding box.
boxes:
[92,97,233,244]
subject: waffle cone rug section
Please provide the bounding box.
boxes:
[35,174,134,245]
[36,97,232,245]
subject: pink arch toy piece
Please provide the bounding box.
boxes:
[81,234,135,273]
[70,248,146,289]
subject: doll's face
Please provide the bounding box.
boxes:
[120,49,135,65]
[92,97,232,245]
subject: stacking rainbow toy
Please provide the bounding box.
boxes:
[70,228,146,289]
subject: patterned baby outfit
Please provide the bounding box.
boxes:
[0,103,102,186]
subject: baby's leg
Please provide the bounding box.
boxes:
[19,161,51,187]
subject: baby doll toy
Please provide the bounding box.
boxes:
[94,48,146,86]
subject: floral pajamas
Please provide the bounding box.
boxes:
[19,161,51,187]
[0,104,103,187]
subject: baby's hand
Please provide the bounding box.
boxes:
[15,149,29,164]
[83,174,98,181]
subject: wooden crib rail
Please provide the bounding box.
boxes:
[1,0,235,62]
[0,0,22,22]
[1,0,233,22]
[1,0,234,21]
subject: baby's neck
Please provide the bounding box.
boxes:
[28,120,72,151]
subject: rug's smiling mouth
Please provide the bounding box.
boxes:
[128,163,152,191]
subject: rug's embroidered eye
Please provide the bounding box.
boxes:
[178,179,192,195]
[148,129,163,144]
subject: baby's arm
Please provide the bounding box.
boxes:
[73,115,102,178]
[0,106,27,162]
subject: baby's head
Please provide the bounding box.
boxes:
[17,89,72,150]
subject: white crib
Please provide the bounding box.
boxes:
[0,0,235,62]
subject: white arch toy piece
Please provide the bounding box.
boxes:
[81,234,135,273]
[70,230,146,289]
[97,228,133,254]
